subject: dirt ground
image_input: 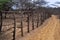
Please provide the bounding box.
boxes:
[19,15,60,40]
[0,15,60,40]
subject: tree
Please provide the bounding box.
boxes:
[0,0,10,11]
[26,0,48,9]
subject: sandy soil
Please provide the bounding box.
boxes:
[19,15,60,40]
[0,15,60,40]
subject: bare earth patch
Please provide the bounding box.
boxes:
[20,15,60,40]
[0,15,60,40]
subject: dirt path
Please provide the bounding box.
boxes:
[20,15,60,40]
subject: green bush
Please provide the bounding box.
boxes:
[0,0,10,10]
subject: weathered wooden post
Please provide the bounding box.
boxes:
[27,12,30,33]
[20,11,23,36]
[45,12,48,20]
[38,12,41,26]
[13,12,16,40]
[5,12,6,18]
[0,11,2,32]
[39,13,42,26]
[42,12,45,23]
[32,11,34,30]
[45,11,47,20]
[40,12,43,25]
[37,13,39,27]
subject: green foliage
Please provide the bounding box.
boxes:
[0,0,10,10]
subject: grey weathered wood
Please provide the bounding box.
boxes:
[13,13,16,40]
[32,12,34,30]
[37,13,39,28]
[27,13,30,33]
[20,12,24,36]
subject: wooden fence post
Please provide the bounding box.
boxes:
[0,12,2,32]
[37,13,39,27]
[32,12,34,30]
[20,12,23,36]
[27,13,30,33]
[5,12,6,18]
[39,13,42,26]
[40,12,43,25]
[13,13,16,40]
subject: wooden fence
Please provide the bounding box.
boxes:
[0,10,51,40]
